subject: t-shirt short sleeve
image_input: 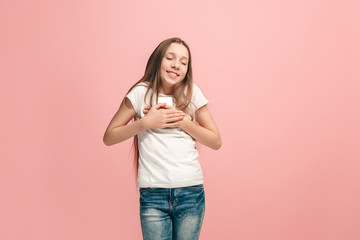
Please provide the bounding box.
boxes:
[125,84,146,116]
[192,83,209,111]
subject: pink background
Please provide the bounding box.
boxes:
[1,0,359,239]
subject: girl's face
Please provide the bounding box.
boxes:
[159,43,189,94]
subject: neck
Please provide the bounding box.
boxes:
[159,85,173,95]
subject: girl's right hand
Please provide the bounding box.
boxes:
[142,103,186,129]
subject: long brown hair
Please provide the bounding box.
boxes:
[126,37,195,183]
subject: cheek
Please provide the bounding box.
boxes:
[182,67,188,76]
[160,65,167,76]
[160,61,167,71]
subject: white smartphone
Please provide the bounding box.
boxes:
[158,96,173,107]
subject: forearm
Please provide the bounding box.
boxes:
[103,118,146,146]
[181,119,222,150]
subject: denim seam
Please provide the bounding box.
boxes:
[169,188,172,212]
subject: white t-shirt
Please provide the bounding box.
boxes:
[125,82,209,188]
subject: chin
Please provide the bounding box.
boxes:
[162,77,182,87]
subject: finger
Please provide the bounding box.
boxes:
[166,112,185,119]
[166,115,185,123]
[154,103,166,109]
[143,105,151,113]
[164,108,184,114]
[162,104,174,109]
[164,121,180,128]
[168,111,185,117]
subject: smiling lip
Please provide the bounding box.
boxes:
[167,70,179,76]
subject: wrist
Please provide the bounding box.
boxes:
[139,117,149,131]
[179,115,192,130]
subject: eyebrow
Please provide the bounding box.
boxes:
[167,52,188,60]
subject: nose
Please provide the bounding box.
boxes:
[172,60,180,69]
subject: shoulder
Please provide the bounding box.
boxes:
[127,82,149,95]
[132,81,149,90]
[125,82,150,114]
[191,82,205,95]
[192,82,199,89]
[125,82,150,102]
[187,82,209,112]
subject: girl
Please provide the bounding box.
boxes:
[103,37,221,240]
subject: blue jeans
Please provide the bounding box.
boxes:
[139,184,205,240]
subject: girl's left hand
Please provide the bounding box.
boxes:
[143,105,151,114]
[143,105,190,129]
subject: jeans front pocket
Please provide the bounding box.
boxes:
[139,187,155,194]
[185,184,204,191]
